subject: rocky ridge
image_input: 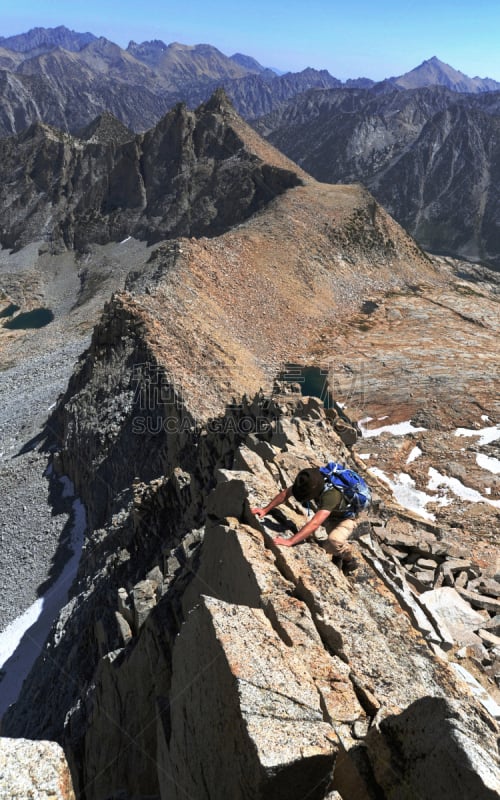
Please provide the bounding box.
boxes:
[2,237,499,798]
[0,91,436,631]
[3,381,499,799]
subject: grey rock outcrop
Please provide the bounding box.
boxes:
[0,90,301,252]
[366,695,500,799]
[162,595,336,800]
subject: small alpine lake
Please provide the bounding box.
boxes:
[3,308,54,330]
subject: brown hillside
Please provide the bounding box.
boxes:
[123,178,440,420]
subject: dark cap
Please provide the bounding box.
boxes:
[292,468,324,502]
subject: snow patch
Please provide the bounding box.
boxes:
[361,420,426,439]
[0,480,86,719]
[428,467,500,509]
[476,453,500,475]
[455,425,500,446]
[406,446,422,464]
[368,467,441,520]
[450,663,500,720]
[0,598,44,668]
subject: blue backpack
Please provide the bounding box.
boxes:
[319,462,371,519]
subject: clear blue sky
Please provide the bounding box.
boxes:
[3,0,500,81]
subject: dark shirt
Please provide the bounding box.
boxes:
[317,484,349,518]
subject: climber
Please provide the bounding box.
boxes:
[251,466,368,575]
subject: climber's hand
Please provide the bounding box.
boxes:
[273,536,293,547]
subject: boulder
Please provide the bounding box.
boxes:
[469,577,500,598]
[419,587,488,645]
[131,579,158,630]
[206,473,248,520]
[456,587,500,614]
[0,737,75,799]
[366,696,500,799]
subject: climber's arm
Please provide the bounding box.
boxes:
[274,508,330,547]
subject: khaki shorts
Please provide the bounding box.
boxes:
[315,517,355,560]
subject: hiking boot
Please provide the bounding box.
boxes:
[341,557,359,576]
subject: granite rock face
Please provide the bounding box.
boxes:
[366,695,500,799]
[162,595,336,800]
[3,382,499,799]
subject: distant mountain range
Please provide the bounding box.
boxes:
[0,25,97,54]
[0,26,342,134]
[0,26,499,139]
[2,26,500,267]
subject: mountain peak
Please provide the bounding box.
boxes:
[77,111,134,145]
[199,87,234,113]
[230,52,269,74]
[0,25,97,53]
[128,39,167,50]
[392,56,500,93]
